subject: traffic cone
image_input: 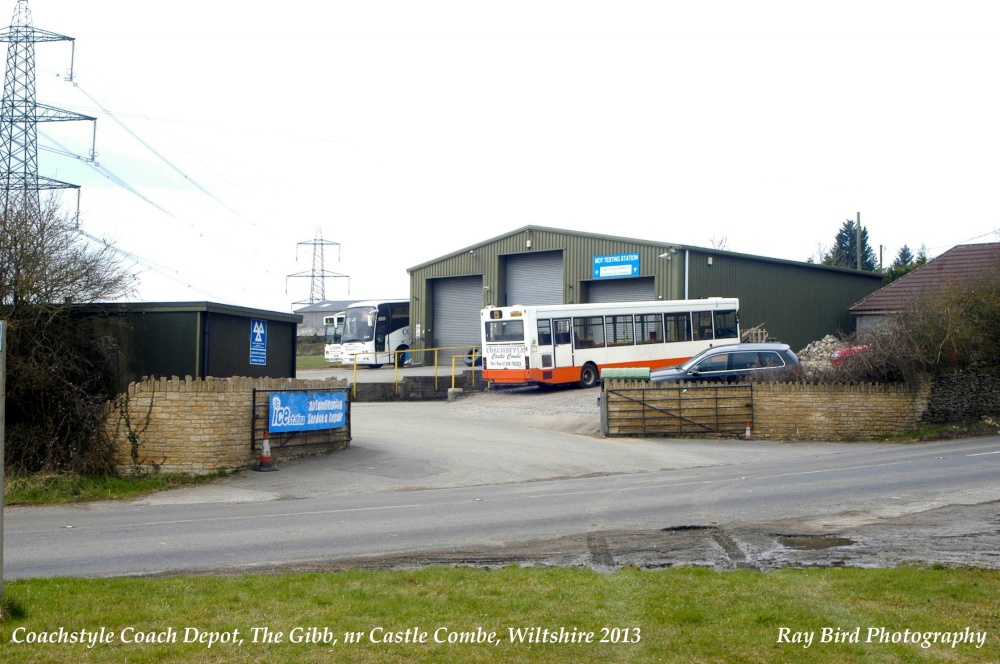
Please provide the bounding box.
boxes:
[254,431,278,472]
[744,421,753,441]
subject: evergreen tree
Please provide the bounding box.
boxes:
[822,219,879,271]
[893,244,915,268]
[883,243,929,285]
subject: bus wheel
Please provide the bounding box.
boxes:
[395,345,409,368]
[580,362,599,388]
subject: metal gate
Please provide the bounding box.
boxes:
[601,382,753,437]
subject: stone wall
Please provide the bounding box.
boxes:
[107,376,351,475]
[923,367,1000,424]
[751,381,930,441]
[603,380,932,441]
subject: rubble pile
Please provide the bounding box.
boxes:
[796,335,842,362]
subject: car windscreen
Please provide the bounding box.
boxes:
[678,347,715,371]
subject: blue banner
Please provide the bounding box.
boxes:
[269,391,347,433]
[593,253,640,279]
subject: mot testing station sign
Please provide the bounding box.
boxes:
[593,253,640,279]
[250,319,267,366]
[269,391,347,433]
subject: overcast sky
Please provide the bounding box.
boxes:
[18,0,1000,312]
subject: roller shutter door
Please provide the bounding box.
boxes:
[505,251,564,305]
[432,275,483,365]
[586,277,655,303]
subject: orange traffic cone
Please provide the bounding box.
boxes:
[254,431,278,471]
[744,421,753,440]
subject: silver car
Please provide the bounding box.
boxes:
[650,343,801,383]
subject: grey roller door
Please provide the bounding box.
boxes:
[505,251,563,305]
[586,277,655,303]
[432,275,483,365]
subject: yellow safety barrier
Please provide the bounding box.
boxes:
[344,346,481,398]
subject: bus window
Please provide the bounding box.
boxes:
[635,313,663,345]
[485,320,524,342]
[605,314,634,346]
[573,316,605,349]
[692,311,714,340]
[664,312,692,342]
[714,310,739,339]
[537,319,552,346]
[554,319,572,345]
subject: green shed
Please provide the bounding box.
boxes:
[74,302,301,391]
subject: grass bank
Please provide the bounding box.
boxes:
[1,566,997,663]
[2,471,228,506]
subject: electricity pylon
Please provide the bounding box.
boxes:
[0,0,94,217]
[287,228,349,306]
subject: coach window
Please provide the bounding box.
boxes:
[714,310,739,339]
[635,313,663,345]
[605,315,634,346]
[573,316,606,349]
[692,311,714,340]
[664,312,692,342]
[537,319,552,346]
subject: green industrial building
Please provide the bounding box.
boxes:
[407,226,883,361]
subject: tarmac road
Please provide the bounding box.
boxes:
[5,385,1000,577]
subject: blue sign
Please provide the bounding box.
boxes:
[593,253,640,279]
[250,318,267,366]
[269,391,347,433]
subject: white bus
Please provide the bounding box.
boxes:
[480,298,740,388]
[341,299,411,368]
[322,311,346,363]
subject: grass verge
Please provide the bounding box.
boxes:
[0,566,997,663]
[2,471,229,506]
[296,354,334,370]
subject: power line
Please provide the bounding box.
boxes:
[38,130,173,215]
[76,228,236,303]
[65,77,243,218]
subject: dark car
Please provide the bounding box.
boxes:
[650,343,801,383]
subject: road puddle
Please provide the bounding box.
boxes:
[777,534,855,550]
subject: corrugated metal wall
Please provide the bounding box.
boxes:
[407,227,883,358]
[684,248,883,351]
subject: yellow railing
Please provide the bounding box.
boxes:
[346,346,481,397]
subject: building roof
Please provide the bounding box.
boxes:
[406,224,878,277]
[850,242,1000,314]
[76,301,303,323]
[294,300,366,314]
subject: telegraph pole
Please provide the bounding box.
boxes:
[856,212,862,270]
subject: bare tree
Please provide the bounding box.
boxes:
[709,235,729,251]
[1,196,136,473]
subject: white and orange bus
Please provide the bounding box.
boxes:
[480,298,740,388]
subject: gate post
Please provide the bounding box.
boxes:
[599,383,608,437]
